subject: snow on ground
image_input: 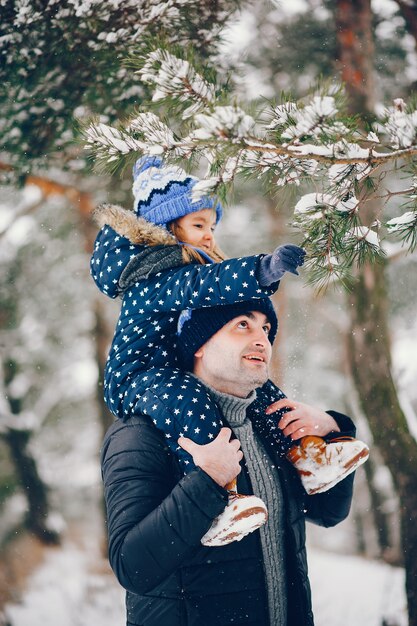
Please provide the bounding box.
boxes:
[4,538,407,626]
[4,539,125,626]
[309,549,407,626]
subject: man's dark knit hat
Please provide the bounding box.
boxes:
[176,298,278,371]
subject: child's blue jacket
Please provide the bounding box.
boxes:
[90,203,278,419]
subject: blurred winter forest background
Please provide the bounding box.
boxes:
[1,0,417,625]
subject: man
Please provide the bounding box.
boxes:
[101,298,357,626]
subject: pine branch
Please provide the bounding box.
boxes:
[81,49,417,286]
[387,211,417,251]
[135,48,216,118]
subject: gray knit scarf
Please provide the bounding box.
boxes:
[205,384,288,626]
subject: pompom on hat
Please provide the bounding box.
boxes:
[132,156,222,227]
[176,299,278,372]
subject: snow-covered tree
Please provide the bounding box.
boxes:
[0,0,241,174]
[0,187,95,541]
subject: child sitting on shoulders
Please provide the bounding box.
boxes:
[91,156,369,547]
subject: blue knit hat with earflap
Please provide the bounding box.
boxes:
[132,156,222,227]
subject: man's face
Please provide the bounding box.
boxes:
[193,311,273,398]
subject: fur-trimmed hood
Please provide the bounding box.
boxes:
[90,203,184,299]
[92,203,177,247]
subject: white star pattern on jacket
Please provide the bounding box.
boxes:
[90,223,285,473]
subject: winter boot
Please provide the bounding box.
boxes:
[201,479,268,547]
[286,435,369,495]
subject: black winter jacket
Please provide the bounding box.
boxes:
[101,391,356,626]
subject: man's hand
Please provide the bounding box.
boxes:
[178,427,243,488]
[265,398,340,440]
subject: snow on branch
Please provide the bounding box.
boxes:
[294,193,358,217]
[194,106,256,139]
[84,119,172,165]
[128,113,177,153]
[387,210,417,251]
[138,49,215,117]
[84,122,146,161]
[268,95,349,142]
[83,50,417,289]
[384,98,417,149]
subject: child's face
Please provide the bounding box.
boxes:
[174,209,217,252]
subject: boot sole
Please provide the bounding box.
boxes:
[201,506,268,547]
[306,446,369,495]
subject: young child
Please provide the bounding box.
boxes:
[91,156,369,546]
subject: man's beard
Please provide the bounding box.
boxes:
[240,367,269,391]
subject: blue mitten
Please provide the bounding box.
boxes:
[258,244,306,286]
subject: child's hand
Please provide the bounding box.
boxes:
[258,244,306,286]
[265,398,340,440]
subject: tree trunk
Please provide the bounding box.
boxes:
[334,0,375,116]
[335,2,417,623]
[335,0,394,558]
[71,180,114,437]
[56,178,114,552]
[1,363,60,546]
[362,453,399,563]
[347,261,417,619]
[4,428,60,545]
